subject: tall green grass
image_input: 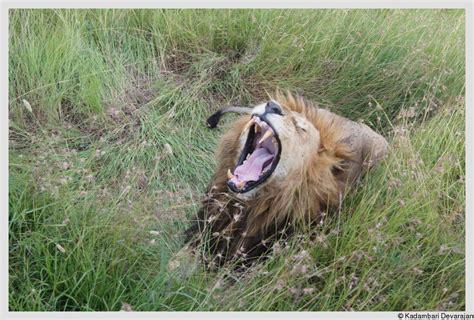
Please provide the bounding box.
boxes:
[10,9,464,128]
[9,9,465,311]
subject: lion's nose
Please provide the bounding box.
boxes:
[265,101,283,116]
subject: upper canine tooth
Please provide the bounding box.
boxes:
[259,130,273,144]
[227,169,234,180]
[243,117,255,133]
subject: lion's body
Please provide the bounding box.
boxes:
[171,93,388,271]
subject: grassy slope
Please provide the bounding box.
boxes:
[8,9,465,311]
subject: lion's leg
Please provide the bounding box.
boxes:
[337,120,389,185]
[358,123,389,171]
[318,109,388,172]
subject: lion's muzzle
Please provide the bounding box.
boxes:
[227,114,282,193]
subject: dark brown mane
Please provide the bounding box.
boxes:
[185,92,355,269]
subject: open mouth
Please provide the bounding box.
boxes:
[227,116,281,193]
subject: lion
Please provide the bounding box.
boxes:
[169,92,388,272]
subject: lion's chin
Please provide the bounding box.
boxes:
[227,116,281,194]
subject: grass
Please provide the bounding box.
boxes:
[8,9,465,311]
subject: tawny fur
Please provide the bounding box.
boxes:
[176,92,388,270]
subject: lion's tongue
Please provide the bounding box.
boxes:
[231,148,274,184]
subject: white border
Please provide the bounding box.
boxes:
[1,0,472,8]
[1,1,472,320]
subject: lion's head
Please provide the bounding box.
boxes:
[185,93,367,269]
[226,99,321,196]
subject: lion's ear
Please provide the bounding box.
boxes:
[206,106,252,129]
[206,110,224,128]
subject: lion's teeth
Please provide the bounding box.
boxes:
[243,117,255,133]
[227,169,234,180]
[259,130,273,144]
[236,180,245,189]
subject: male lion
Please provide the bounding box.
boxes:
[169,92,388,272]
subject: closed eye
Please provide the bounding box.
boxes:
[299,126,307,132]
[292,117,307,132]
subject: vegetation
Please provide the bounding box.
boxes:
[9,9,465,311]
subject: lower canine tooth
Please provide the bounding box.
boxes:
[236,180,245,189]
[259,130,273,144]
[227,169,234,180]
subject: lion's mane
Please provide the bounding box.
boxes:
[185,92,355,268]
